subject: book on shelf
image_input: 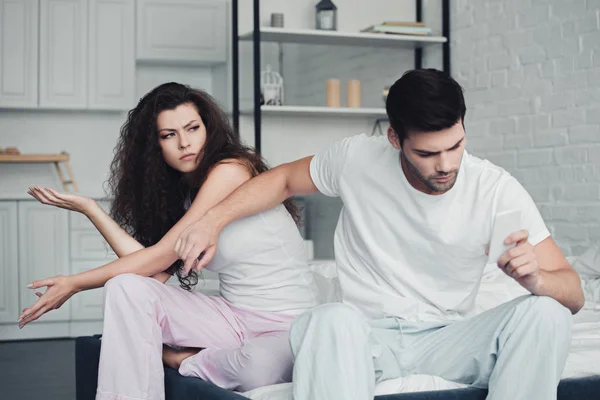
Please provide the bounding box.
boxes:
[361,21,432,36]
[381,21,426,27]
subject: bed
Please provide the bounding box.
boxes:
[75,245,600,400]
[75,335,600,400]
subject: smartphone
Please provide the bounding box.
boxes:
[488,210,522,264]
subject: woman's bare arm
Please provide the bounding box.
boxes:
[28,187,171,283]
[19,161,252,326]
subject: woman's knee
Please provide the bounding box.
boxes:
[106,273,144,291]
[235,341,293,391]
[104,273,157,304]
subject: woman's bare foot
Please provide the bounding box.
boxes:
[162,345,202,369]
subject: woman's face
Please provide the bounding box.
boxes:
[156,103,207,173]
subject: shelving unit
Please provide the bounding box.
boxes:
[241,105,388,118]
[0,153,69,163]
[231,0,451,153]
[0,152,79,192]
[238,27,447,48]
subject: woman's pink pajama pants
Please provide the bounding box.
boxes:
[95,273,296,400]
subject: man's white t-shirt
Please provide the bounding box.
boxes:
[310,133,551,322]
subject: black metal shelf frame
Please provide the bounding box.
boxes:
[231,0,451,153]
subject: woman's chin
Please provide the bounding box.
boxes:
[176,164,198,174]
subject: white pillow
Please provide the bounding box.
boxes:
[569,242,600,305]
[572,242,600,279]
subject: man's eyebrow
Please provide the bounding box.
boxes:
[413,137,464,154]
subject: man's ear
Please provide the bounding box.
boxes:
[388,127,401,150]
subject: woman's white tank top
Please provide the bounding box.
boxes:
[194,202,319,316]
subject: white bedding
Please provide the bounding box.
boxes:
[240,249,600,400]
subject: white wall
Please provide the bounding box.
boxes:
[453,0,600,256]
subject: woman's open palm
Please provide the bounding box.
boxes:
[28,186,94,214]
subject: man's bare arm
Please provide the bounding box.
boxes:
[176,157,320,273]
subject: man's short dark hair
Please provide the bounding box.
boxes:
[386,69,466,144]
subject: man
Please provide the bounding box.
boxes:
[174,69,584,400]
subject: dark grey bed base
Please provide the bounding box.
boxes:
[76,335,600,400]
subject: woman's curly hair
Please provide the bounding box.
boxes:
[106,82,299,290]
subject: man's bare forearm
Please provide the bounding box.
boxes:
[208,166,290,231]
[176,157,318,273]
[535,268,584,314]
[207,157,318,231]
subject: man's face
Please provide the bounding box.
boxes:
[388,121,466,195]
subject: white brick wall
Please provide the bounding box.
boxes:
[453,0,600,256]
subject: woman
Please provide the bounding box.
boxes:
[19,82,319,399]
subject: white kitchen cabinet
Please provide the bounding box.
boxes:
[71,260,113,321]
[70,230,116,259]
[18,201,71,322]
[0,197,222,339]
[69,200,113,321]
[0,0,38,108]
[0,202,19,323]
[136,0,227,65]
[88,0,135,110]
[39,0,88,109]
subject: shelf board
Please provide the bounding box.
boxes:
[239,27,447,48]
[241,105,387,118]
[0,153,70,163]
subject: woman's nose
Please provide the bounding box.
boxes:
[178,135,190,149]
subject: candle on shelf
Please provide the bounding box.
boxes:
[347,80,361,108]
[326,79,341,107]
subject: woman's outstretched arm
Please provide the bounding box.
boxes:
[18,161,252,327]
[28,187,171,283]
